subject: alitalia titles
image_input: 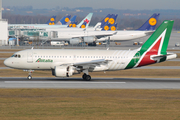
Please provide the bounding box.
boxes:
[36,58,53,63]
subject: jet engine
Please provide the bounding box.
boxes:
[83,36,96,43]
[52,65,77,77]
[69,38,81,45]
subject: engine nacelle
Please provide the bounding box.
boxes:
[83,36,96,43]
[53,65,75,77]
[69,38,81,45]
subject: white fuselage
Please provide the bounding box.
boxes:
[97,30,153,42]
[46,28,153,42]
[4,49,138,71]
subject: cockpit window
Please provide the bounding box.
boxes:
[18,55,21,58]
[11,54,21,58]
[11,54,15,57]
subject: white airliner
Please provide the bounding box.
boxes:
[4,20,176,81]
[45,13,160,45]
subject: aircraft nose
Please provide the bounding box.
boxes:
[4,58,11,67]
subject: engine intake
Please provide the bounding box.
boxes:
[69,38,81,45]
[83,36,96,43]
[53,65,76,77]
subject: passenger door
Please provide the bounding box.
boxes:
[27,52,33,63]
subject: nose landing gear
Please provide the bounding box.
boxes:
[24,70,34,80]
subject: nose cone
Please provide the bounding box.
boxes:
[4,58,11,67]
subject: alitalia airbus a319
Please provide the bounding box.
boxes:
[4,20,177,81]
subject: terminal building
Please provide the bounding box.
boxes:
[0,0,8,46]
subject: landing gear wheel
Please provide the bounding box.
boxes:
[27,75,32,80]
[82,73,87,80]
[85,75,91,81]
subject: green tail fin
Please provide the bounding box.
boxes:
[140,20,174,55]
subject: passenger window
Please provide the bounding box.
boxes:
[18,55,21,58]
[15,54,17,58]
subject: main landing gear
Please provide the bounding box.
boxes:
[82,73,91,81]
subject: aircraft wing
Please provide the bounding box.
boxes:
[72,31,117,39]
[60,59,111,69]
[73,59,111,66]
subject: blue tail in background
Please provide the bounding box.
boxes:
[136,13,160,31]
[46,16,56,25]
[101,14,118,29]
[70,16,77,23]
[67,16,77,27]
[56,15,71,25]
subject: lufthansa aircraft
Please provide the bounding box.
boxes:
[4,20,177,80]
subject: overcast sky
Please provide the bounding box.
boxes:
[2,0,180,10]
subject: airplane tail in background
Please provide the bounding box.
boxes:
[101,14,118,28]
[93,14,118,31]
[46,16,56,25]
[137,13,160,31]
[67,16,77,27]
[77,13,93,28]
[56,15,71,25]
[69,16,77,23]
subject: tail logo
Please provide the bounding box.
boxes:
[65,18,70,22]
[81,25,86,28]
[84,19,89,24]
[50,18,55,22]
[72,24,76,27]
[111,26,116,31]
[104,17,109,22]
[109,18,115,24]
[69,24,72,27]
[104,25,109,31]
[149,18,157,26]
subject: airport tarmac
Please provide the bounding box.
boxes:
[0,77,180,89]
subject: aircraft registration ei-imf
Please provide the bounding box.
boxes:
[4,20,177,81]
